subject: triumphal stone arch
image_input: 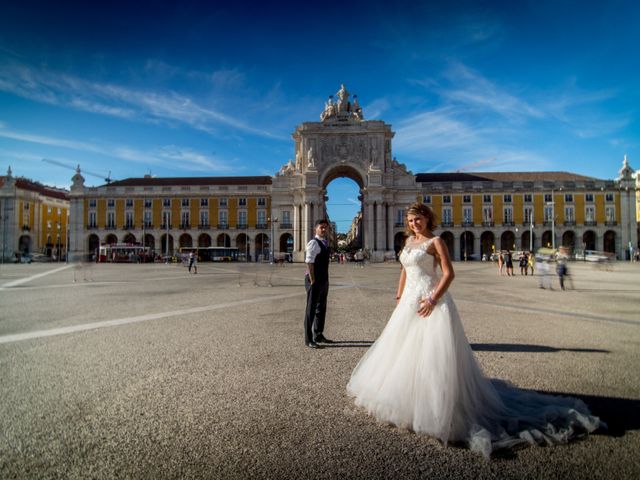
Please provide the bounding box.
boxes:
[272,85,419,262]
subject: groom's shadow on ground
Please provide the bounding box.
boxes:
[322,340,374,348]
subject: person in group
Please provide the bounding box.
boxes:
[303,219,332,349]
[505,250,514,276]
[347,202,602,457]
[188,251,197,273]
[538,257,552,289]
[519,251,528,275]
[556,257,572,290]
[528,250,535,275]
[497,251,504,275]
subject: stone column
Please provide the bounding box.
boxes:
[365,202,375,252]
[474,234,481,260]
[386,203,394,252]
[376,202,384,254]
[293,203,300,252]
[453,233,461,261]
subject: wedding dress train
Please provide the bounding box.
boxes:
[347,237,603,457]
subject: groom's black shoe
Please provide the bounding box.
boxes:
[306,342,322,349]
[314,334,333,344]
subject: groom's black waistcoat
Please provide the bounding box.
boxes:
[313,239,330,284]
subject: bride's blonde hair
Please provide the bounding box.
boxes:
[405,202,436,237]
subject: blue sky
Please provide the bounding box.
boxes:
[0,0,638,232]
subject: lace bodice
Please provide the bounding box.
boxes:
[399,237,441,307]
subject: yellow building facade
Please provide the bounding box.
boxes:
[1,168,70,261]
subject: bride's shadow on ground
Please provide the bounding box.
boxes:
[471,343,609,354]
[471,343,638,438]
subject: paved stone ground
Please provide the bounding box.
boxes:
[0,259,639,479]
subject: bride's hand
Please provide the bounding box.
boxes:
[418,298,434,317]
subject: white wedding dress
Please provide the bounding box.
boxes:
[347,237,603,457]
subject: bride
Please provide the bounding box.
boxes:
[347,202,603,457]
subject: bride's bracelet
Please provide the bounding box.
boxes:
[426,295,438,306]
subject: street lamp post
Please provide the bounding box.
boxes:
[546,188,556,250]
[269,216,278,264]
[529,216,533,252]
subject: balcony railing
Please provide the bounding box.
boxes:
[198,224,210,229]
[124,223,135,229]
[237,223,248,229]
[502,221,515,227]
[564,221,576,226]
[160,224,172,229]
[462,221,474,228]
[394,222,405,228]
[584,220,597,226]
[522,221,534,226]
[440,221,454,228]
[22,225,30,231]
[87,224,98,230]
[482,221,494,227]
[256,223,268,229]
[143,223,154,229]
[280,223,292,229]
[179,223,191,229]
[605,220,617,226]
[105,225,118,230]
[543,221,553,227]
[217,223,229,229]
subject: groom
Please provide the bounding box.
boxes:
[304,219,332,349]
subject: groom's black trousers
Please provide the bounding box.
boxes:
[304,275,329,344]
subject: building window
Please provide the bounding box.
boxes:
[544,194,552,203]
[463,207,472,224]
[181,198,190,207]
[605,206,615,223]
[219,197,228,207]
[605,193,614,202]
[544,205,553,222]
[126,198,134,208]
[89,198,97,208]
[482,207,493,223]
[200,198,209,207]
[144,198,152,208]
[564,193,573,203]
[503,207,513,224]
[238,210,247,227]
[24,203,30,211]
[524,207,534,224]
[524,194,532,203]
[200,210,209,227]
[282,211,291,226]
[585,193,594,202]
[88,211,97,228]
[162,211,171,228]
[106,211,116,228]
[441,208,452,225]
[257,197,266,206]
[442,195,451,204]
[585,206,595,223]
[144,211,152,227]
[125,211,134,228]
[565,206,575,223]
[483,194,491,203]
[163,198,171,207]
[107,199,115,208]
[463,195,471,203]
[422,195,431,204]
[181,211,190,228]
[219,210,228,226]
[396,209,405,225]
[238,198,247,207]
[503,194,512,203]
[257,210,267,226]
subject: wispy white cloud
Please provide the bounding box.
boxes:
[0,125,234,174]
[0,62,281,139]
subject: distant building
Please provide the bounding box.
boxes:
[64,85,637,262]
[0,167,70,261]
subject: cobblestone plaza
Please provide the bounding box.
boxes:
[1,260,639,479]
